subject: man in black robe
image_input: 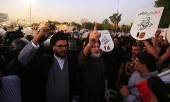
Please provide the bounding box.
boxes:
[78,23,109,102]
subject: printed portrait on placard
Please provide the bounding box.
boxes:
[101,35,110,45]
[138,17,153,31]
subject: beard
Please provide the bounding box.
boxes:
[91,51,100,59]
[54,50,67,58]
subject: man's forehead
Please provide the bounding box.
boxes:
[94,43,99,46]
[56,40,67,42]
[92,43,100,47]
[55,40,67,44]
[113,39,118,41]
[132,46,140,49]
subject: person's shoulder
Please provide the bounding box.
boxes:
[131,71,140,77]
[2,75,20,80]
[2,75,20,84]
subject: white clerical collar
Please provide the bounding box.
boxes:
[54,55,65,70]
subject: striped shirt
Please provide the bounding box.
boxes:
[0,75,22,102]
[125,70,158,102]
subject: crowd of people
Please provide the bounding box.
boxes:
[0,23,170,102]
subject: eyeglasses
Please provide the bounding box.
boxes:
[54,45,68,48]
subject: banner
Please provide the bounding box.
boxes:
[99,30,114,52]
[131,7,164,40]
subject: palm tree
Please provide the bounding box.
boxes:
[109,13,122,33]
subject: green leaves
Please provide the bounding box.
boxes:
[155,0,170,28]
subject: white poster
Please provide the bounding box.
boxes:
[166,25,170,43]
[131,7,164,40]
[99,30,114,52]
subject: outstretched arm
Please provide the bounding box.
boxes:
[18,27,50,66]
[153,29,161,54]
[32,27,50,45]
[156,46,170,69]
[83,23,101,58]
[142,40,159,59]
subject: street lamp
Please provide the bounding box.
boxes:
[116,0,119,34]
[33,10,39,27]
[30,4,31,26]
[25,0,33,26]
[25,15,27,22]
[27,6,31,25]
[27,11,29,24]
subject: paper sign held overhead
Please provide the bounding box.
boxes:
[99,30,114,52]
[131,7,164,40]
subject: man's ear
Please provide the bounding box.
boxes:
[142,64,147,70]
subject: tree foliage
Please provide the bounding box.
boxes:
[80,18,88,28]
[102,18,109,24]
[47,20,60,25]
[121,24,125,32]
[102,18,111,30]
[61,22,68,24]
[155,0,170,28]
[70,22,82,29]
[109,13,122,26]
[86,22,94,30]
[98,24,104,30]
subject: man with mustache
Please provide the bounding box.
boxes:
[115,42,143,87]
[120,52,158,102]
[18,27,81,102]
[115,40,158,87]
[78,23,109,102]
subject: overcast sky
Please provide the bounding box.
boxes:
[0,0,157,25]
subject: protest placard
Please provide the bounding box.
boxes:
[99,30,114,52]
[131,7,164,40]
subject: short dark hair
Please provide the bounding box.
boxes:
[113,37,121,42]
[132,42,143,51]
[121,40,128,46]
[50,31,68,47]
[136,52,156,72]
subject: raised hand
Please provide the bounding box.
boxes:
[165,46,170,57]
[155,29,161,36]
[32,26,50,45]
[88,23,101,47]
[38,26,50,37]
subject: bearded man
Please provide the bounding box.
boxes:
[78,23,109,102]
[18,27,81,102]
